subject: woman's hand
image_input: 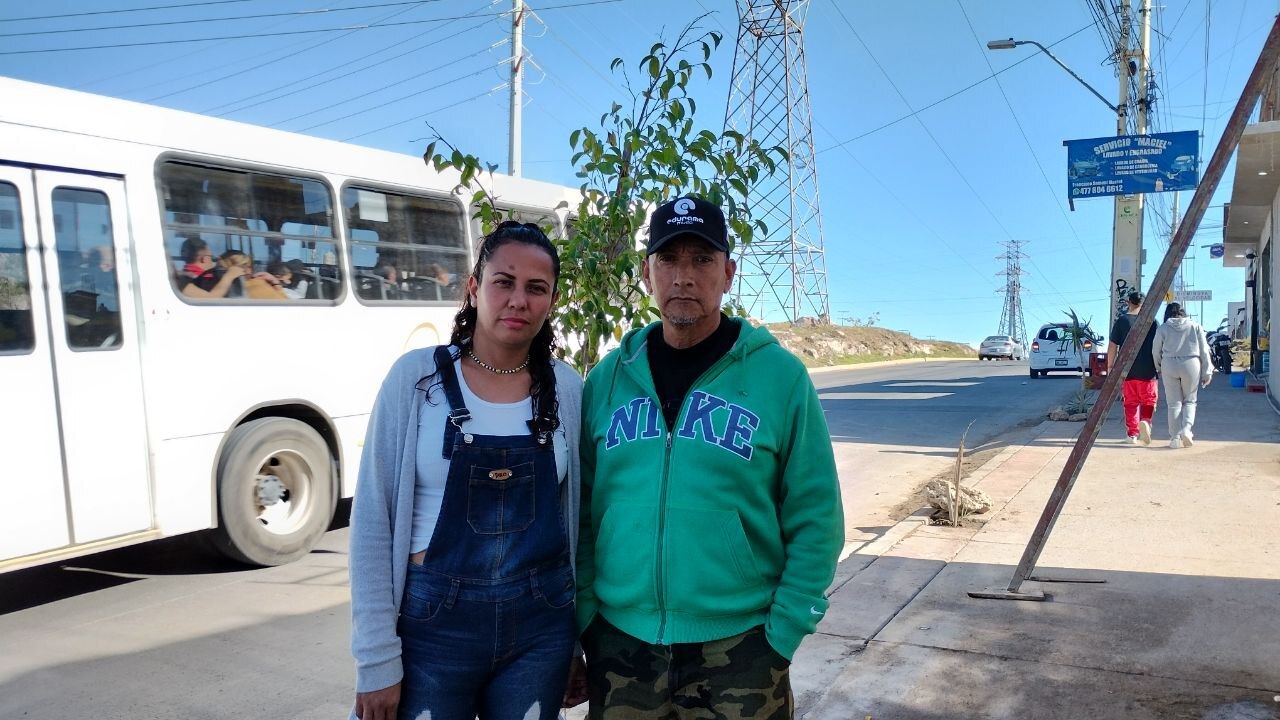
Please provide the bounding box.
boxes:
[354,682,401,720]
[562,655,589,708]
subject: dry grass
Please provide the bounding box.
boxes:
[764,322,975,368]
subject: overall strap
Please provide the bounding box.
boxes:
[434,346,471,459]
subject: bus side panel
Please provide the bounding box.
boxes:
[334,414,371,498]
[151,435,222,535]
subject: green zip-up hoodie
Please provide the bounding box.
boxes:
[576,318,843,660]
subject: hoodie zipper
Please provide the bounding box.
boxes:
[655,431,673,642]
[648,334,747,645]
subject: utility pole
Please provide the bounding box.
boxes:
[1111,0,1150,319]
[508,0,524,177]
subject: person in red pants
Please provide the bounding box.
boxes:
[1108,291,1160,445]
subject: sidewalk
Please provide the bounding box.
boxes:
[794,378,1280,720]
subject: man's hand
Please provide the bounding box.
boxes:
[1202,375,1213,388]
[563,655,589,708]
[354,682,401,720]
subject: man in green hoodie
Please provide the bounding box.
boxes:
[573,196,844,719]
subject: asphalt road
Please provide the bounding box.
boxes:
[813,358,1079,544]
[0,357,1078,719]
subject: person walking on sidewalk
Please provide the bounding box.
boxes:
[1108,291,1160,445]
[1152,302,1213,449]
[574,196,844,720]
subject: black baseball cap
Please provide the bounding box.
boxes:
[646,196,729,255]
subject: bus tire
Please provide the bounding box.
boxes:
[211,417,335,566]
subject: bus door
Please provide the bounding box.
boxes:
[3,168,152,558]
[0,166,69,560]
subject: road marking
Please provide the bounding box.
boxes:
[819,392,954,401]
[884,382,980,388]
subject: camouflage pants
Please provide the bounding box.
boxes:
[582,617,793,720]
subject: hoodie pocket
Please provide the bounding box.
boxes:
[594,503,659,612]
[664,508,769,617]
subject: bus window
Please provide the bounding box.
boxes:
[343,186,467,304]
[158,162,341,302]
[0,182,34,353]
[51,188,123,351]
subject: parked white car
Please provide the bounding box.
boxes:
[1028,322,1101,377]
[978,335,1025,360]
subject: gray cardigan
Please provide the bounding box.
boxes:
[348,346,583,695]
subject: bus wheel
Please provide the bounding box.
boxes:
[212,417,335,566]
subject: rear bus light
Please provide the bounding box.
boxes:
[1031,341,1040,351]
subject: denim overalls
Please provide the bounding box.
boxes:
[397,348,575,720]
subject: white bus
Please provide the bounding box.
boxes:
[0,77,580,572]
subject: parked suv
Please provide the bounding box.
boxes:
[978,335,1024,361]
[1028,322,1102,377]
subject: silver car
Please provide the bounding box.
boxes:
[979,335,1024,361]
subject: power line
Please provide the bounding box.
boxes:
[206,4,498,116]
[0,0,620,55]
[342,84,507,141]
[75,0,348,93]
[955,0,1105,287]
[831,6,1017,239]
[295,61,505,132]
[143,0,440,102]
[0,0,251,23]
[280,49,504,128]
[0,0,451,38]
[817,19,1101,154]
[1201,0,1211,163]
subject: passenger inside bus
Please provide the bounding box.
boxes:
[218,250,286,300]
[371,261,401,300]
[267,262,305,299]
[176,237,244,299]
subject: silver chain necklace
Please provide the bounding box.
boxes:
[467,349,530,375]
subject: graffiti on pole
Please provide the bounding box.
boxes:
[1114,278,1133,318]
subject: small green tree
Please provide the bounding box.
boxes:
[1062,308,1096,413]
[425,14,785,373]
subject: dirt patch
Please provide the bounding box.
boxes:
[764,322,975,368]
[881,418,1052,529]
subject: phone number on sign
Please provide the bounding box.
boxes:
[1071,184,1124,196]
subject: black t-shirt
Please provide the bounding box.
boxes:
[647,314,741,429]
[1110,313,1158,380]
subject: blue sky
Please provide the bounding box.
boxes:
[0,0,1271,344]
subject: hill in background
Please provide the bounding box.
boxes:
[765,322,975,368]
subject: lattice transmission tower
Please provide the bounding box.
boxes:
[723,0,828,322]
[996,239,1029,343]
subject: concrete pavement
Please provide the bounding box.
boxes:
[794,377,1280,719]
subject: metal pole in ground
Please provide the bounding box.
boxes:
[970,14,1280,602]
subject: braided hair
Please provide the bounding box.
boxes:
[446,220,562,435]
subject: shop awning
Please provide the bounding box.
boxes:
[1223,120,1280,267]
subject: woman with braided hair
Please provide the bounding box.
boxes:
[349,221,584,720]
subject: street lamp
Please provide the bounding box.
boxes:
[986,38,1119,114]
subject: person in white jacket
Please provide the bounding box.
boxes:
[1151,302,1213,449]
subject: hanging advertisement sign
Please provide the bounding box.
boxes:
[1064,130,1200,199]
